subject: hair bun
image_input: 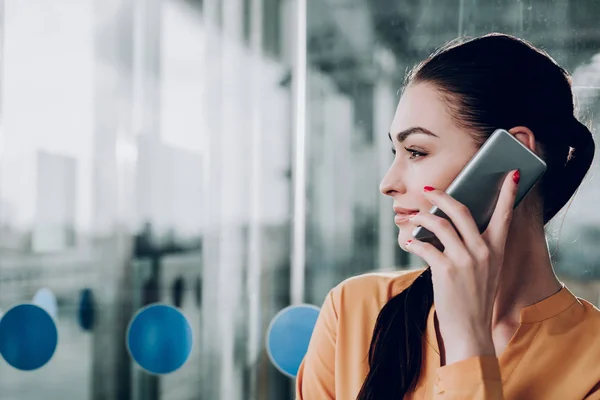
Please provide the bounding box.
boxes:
[569,118,595,152]
[543,118,595,222]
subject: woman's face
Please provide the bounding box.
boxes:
[380,83,480,250]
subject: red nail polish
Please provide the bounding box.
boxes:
[424,186,435,192]
[513,170,520,184]
[405,239,412,245]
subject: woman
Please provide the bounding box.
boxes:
[296,33,600,399]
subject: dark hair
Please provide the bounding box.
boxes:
[357,33,595,400]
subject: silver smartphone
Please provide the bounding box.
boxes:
[412,128,547,251]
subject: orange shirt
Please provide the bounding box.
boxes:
[296,268,600,399]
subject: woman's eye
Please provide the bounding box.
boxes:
[404,147,427,160]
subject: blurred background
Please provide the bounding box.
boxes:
[0,0,599,399]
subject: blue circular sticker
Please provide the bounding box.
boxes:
[0,304,58,370]
[77,288,95,332]
[127,304,193,374]
[266,304,320,378]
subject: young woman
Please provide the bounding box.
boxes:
[296,33,600,399]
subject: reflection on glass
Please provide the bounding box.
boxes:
[0,0,598,399]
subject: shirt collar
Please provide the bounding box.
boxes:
[518,283,578,323]
[423,283,579,354]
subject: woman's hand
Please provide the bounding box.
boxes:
[405,170,520,365]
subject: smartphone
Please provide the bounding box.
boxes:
[412,128,547,251]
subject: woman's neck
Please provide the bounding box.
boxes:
[491,207,562,328]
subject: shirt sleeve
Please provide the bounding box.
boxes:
[433,356,504,399]
[295,288,338,400]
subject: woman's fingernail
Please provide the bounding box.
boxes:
[405,239,412,246]
[513,170,520,185]
[409,212,418,218]
[423,186,435,192]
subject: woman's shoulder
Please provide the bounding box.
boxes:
[327,267,426,312]
[334,267,425,293]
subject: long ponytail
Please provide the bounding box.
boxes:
[356,269,433,399]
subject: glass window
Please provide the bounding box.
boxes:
[1,0,599,399]
[0,0,95,398]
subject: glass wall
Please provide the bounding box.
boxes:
[0,0,598,399]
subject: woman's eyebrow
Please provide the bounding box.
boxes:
[388,127,439,143]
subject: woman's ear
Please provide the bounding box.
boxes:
[509,126,538,153]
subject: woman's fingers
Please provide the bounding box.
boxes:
[409,212,468,258]
[484,170,520,249]
[404,239,449,269]
[421,185,487,250]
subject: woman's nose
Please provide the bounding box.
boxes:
[379,166,405,197]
